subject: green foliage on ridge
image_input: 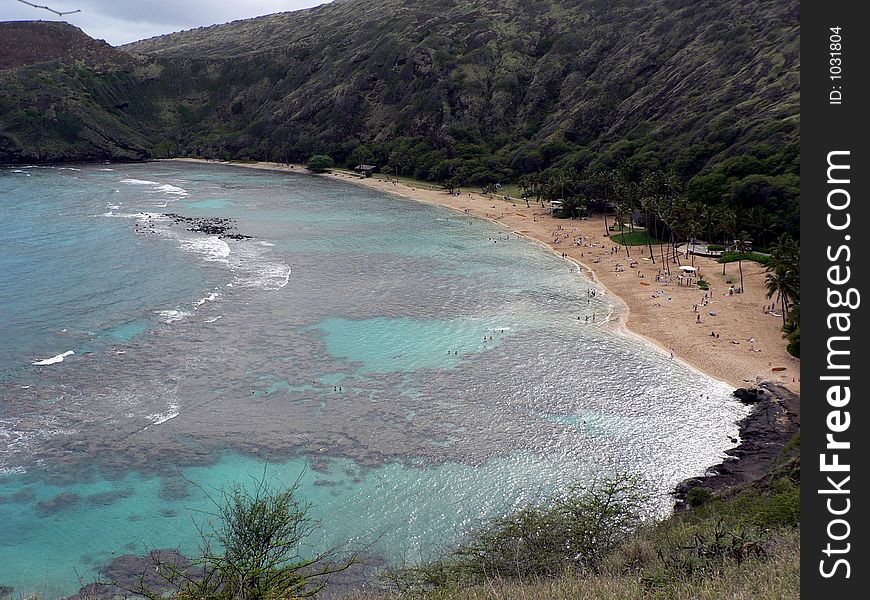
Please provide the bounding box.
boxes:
[1,0,798,198]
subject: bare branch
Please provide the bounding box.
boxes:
[16,0,81,17]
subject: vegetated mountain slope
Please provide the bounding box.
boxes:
[0,21,122,70]
[0,21,161,162]
[119,0,798,177]
[2,0,798,194]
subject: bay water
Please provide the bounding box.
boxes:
[0,162,747,596]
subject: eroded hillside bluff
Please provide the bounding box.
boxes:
[1,0,798,187]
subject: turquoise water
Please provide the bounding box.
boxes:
[0,162,748,596]
[313,316,512,372]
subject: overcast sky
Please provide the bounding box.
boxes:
[3,0,333,45]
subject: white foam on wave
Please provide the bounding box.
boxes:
[195,292,220,307]
[205,315,223,323]
[120,178,159,185]
[180,235,231,263]
[32,350,74,366]
[146,404,180,425]
[156,183,188,195]
[101,210,168,222]
[236,262,291,291]
[156,309,192,324]
[0,414,78,474]
[106,203,121,210]
[97,168,114,171]
[258,241,275,247]
[227,243,292,291]
[274,264,292,290]
[119,178,187,198]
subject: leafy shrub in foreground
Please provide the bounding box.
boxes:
[124,476,354,599]
[382,473,649,593]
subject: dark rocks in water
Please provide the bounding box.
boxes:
[87,488,134,507]
[311,553,387,600]
[158,475,189,501]
[0,586,14,599]
[103,549,194,589]
[674,382,800,508]
[36,491,81,516]
[163,213,252,240]
[311,458,331,474]
[11,487,36,503]
[63,548,382,600]
[64,549,195,600]
[733,387,764,404]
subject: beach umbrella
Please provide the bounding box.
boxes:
[679,265,697,272]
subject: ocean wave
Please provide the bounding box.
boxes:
[32,350,74,366]
[227,243,291,290]
[0,415,78,473]
[101,210,168,221]
[205,315,223,323]
[156,183,188,196]
[236,262,291,291]
[156,309,192,324]
[146,404,180,425]
[179,236,231,262]
[195,292,220,307]
[120,178,159,185]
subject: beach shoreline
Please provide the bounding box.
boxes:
[164,158,800,393]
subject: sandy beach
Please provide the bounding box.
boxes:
[169,159,800,392]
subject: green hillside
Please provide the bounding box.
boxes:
[2,0,798,175]
[0,0,799,243]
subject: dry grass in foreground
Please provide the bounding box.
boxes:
[346,528,799,600]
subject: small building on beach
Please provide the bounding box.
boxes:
[354,164,377,177]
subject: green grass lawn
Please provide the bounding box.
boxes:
[718,251,772,266]
[610,229,665,246]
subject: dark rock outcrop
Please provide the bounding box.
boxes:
[674,382,800,506]
[164,213,252,240]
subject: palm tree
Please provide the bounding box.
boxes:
[614,200,632,258]
[746,205,774,250]
[590,170,618,235]
[519,172,546,208]
[765,234,800,326]
[639,190,657,264]
[718,208,737,276]
[733,231,751,292]
[685,202,704,266]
